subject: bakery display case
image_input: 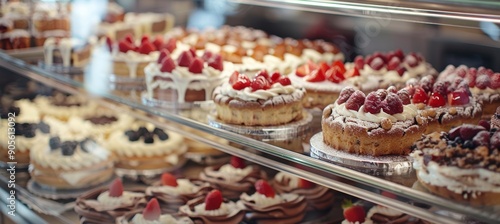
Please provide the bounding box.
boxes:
[1,0,500,223]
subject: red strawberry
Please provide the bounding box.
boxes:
[296,64,309,77]
[138,41,156,55]
[124,34,134,44]
[342,200,366,223]
[164,38,177,53]
[412,87,428,104]
[108,178,123,197]
[428,92,446,107]
[208,54,224,71]
[298,179,315,189]
[143,198,161,221]
[232,74,251,90]
[277,76,291,86]
[318,62,330,75]
[270,72,281,83]
[152,35,164,50]
[369,57,385,70]
[326,67,344,83]
[189,47,197,57]
[161,173,178,187]
[202,51,214,61]
[160,57,175,73]
[306,69,326,82]
[230,156,246,169]
[255,70,270,80]
[251,76,271,91]
[331,60,346,74]
[157,49,170,64]
[205,189,223,210]
[118,40,135,53]
[105,36,113,52]
[255,179,275,198]
[141,35,149,44]
[344,67,360,78]
[188,58,204,74]
[354,56,364,70]
[177,51,194,67]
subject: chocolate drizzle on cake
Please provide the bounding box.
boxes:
[124,127,169,144]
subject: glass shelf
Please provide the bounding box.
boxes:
[1,47,499,223]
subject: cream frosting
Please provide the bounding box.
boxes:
[331,102,418,123]
[113,50,160,78]
[0,129,48,152]
[147,179,199,195]
[2,2,30,18]
[240,192,283,208]
[217,164,253,182]
[44,37,86,67]
[34,95,98,119]
[301,48,344,63]
[216,82,301,101]
[366,205,403,219]
[411,150,500,194]
[97,191,145,211]
[471,87,499,95]
[193,201,236,216]
[130,214,192,224]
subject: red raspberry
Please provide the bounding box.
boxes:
[412,87,429,104]
[404,55,418,68]
[363,92,382,114]
[369,57,385,71]
[345,90,366,111]
[490,73,500,89]
[397,89,411,105]
[382,93,403,115]
[337,87,356,104]
[354,56,364,70]
[433,81,449,97]
[428,92,446,108]
[475,74,491,90]
[387,57,401,71]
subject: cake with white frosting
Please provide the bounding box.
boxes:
[43,37,93,67]
[322,86,427,156]
[145,48,233,103]
[1,29,30,50]
[104,122,186,171]
[213,70,305,126]
[34,94,98,121]
[124,12,174,37]
[1,1,30,30]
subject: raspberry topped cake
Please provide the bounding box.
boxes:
[117,198,193,224]
[405,75,482,134]
[411,124,500,206]
[213,70,305,126]
[75,178,147,224]
[144,48,232,103]
[179,189,245,224]
[439,65,500,117]
[238,179,307,224]
[322,87,427,156]
[272,172,335,212]
[199,156,267,199]
[145,172,212,213]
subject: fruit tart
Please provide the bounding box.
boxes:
[411,124,500,206]
[117,198,193,224]
[104,123,186,171]
[439,65,500,117]
[144,48,233,103]
[238,179,307,224]
[272,172,335,212]
[199,156,267,199]
[405,75,483,134]
[213,70,305,126]
[322,86,427,156]
[145,172,212,213]
[75,179,147,224]
[179,189,245,224]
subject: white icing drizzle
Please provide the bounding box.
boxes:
[301,48,344,63]
[130,214,192,224]
[216,82,300,101]
[217,164,253,182]
[240,192,283,208]
[44,37,85,67]
[148,179,199,195]
[366,205,403,220]
[2,2,30,18]
[331,102,418,123]
[112,50,160,78]
[3,29,29,42]
[193,201,234,216]
[96,191,145,210]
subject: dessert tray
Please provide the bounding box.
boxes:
[207,111,313,140]
[310,132,413,176]
[27,176,116,200]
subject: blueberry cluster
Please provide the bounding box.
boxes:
[124,127,168,144]
[0,106,20,119]
[49,137,94,156]
[14,122,50,138]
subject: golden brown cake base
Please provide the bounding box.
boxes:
[213,90,305,126]
[152,88,207,102]
[113,61,149,78]
[302,90,339,110]
[419,102,483,134]
[481,100,500,119]
[30,160,114,190]
[322,107,427,156]
[417,174,500,206]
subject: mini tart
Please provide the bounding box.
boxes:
[322,87,427,156]
[104,123,186,170]
[439,65,500,117]
[144,49,233,103]
[272,172,335,211]
[411,126,500,206]
[30,137,115,190]
[213,71,305,126]
[199,164,267,199]
[178,196,245,224]
[75,188,147,224]
[145,178,212,213]
[34,94,98,121]
[238,192,307,224]
[407,75,483,134]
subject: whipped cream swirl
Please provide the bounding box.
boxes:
[331,102,418,123]
[96,191,146,211]
[217,82,300,101]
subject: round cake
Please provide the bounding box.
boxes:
[322,87,427,156]
[34,94,98,121]
[213,70,305,126]
[411,124,500,206]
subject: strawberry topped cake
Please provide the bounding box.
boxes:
[238,179,307,224]
[75,178,147,224]
[405,75,482,134]
[179,189,245,224]
[144,48,232,103]
[411,124,500,206]
[213,70,305,126]
[199,156,267,199]
[322,87,427,156]
[439,65,500,117]
[341,200,426,224]
[145,172,212,213]
[117,198,193,224]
